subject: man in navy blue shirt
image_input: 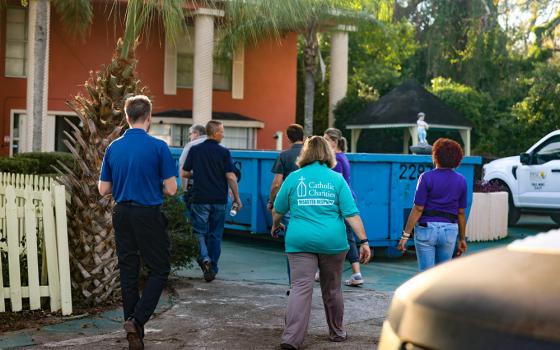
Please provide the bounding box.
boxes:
[99,95,177,350]
[182,120,242,282]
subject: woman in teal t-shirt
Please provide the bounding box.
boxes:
[271,136,371,350]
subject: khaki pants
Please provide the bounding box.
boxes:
[282,251,348,348]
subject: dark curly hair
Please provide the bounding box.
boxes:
[432,138,464,168]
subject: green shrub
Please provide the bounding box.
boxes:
[161,191,199,271]
[14,152,75,174]
[0,157,40,174]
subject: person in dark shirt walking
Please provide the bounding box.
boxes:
[99,95,177,350]
[268,124,305,210]
[182,120,242,282]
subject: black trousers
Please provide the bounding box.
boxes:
[113,203,170,326]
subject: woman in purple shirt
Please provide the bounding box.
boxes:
[324,128,365,286]
[398,138,468,271]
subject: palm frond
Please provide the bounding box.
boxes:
[216,0,379,57]
[51,0,93,37]
[121,0,206,59]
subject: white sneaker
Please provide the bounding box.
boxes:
[344,274,364,286]
[314,271,320,282]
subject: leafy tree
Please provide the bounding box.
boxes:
[429,77,495,155]
[511,61,560,148]
[300,16,417,135]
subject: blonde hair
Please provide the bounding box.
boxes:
[296,136,337,169]
[324,128,348,153]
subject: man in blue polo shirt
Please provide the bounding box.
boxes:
[99,95,177,350]
[182,120,242,282]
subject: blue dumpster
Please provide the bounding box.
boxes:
[171,148,482,248]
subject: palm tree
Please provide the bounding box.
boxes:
[56,0,189,305]
[57,39,144,304]
[219,0,362,136]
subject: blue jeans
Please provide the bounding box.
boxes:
[345,222,359,265]
[414,222,458,272]
[191,203,227,274]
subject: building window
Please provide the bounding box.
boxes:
[5,7,27,77]
[222,127,254,149]
[55,116,81,152]
[149,122,255,149]
[149,123,173,145]
[11,113,23,155]
[171,124,191,146]
[176,28,231,90]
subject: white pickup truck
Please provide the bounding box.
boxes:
[483,130,560,225]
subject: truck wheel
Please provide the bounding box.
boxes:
[551,214,560,226]
[502,183,521,226]
[508,203,521,226]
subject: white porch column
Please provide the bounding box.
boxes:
[26,0,51,152]
[328,25,355,128]
[350,129,362,153]
[192,8,224,126]
[409,126,419,147]
[403,128,410,154]
[460,129,472,156]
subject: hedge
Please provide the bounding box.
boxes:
[0,152,75,175]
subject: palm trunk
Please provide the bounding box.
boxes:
[303,70,315,136]
[303,21,318,136]
[27,0,50,152]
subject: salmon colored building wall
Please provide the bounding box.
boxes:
[0,3,297,155]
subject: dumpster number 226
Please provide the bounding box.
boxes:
[399,164,433,180]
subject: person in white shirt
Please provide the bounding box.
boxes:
[417,112,429,144]
[179,124,207,217]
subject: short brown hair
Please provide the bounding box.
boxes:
[296,136,336,169]
[286,124,304,143]
[432,138,464,168]
[206,120,223,137]
[125,95,152,123]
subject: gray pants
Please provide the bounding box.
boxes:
[282,251,347,348]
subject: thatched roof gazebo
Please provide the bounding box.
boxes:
[346,80,474,155]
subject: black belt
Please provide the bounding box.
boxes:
[422,210,458,222]
[118,201,161,209]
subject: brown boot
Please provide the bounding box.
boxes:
[124,318,144,350]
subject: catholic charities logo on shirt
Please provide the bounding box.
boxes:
[296,176,335,206]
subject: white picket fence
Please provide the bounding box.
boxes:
[0,173,72,315]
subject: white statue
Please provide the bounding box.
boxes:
[417,112,429,144]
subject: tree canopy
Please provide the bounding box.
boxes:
[326,0,560,157]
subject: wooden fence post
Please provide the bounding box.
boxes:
[54,185,72,315]
[24,186,41,310]
[6,186,22,312]
[42,189,61,312]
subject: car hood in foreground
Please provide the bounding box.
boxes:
[386,229,560,350]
